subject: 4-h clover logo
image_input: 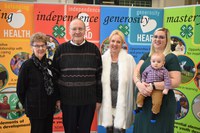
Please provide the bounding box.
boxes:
[53,25,66,38]
[118,24,129,36]
[180,25,193,39]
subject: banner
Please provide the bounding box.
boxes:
[34,3,101,132]
[164,5,200,133]
[0,2,33,133]
[100,6,163,62]
[0,1,199,133]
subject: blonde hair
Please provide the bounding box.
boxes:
[108,30,125,46]
[149,28,171,56]
[30,32,47,46]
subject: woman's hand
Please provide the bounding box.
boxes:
[133,60,152,97]
[136,82,152,97]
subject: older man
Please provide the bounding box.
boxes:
[53,18,102,133]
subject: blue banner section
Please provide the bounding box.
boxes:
[100,7,164,63]
[128,8,164,45]
[100,7,129,43]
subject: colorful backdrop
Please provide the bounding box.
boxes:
[0,1,199,133]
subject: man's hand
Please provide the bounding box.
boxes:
[56,100,61,110]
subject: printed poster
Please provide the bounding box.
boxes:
[66,4,101,47]
[34,3,101,132]
[100,6,163,63]
[128,8,163,62]
[34,3,66,46]
[100,6,129,55]
[66,5,101,131]
[0,2,34,133]
[164,5,200,133]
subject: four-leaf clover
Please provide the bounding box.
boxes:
[118,24,129,36]
[53,25,66,38]
[180,25,193,39]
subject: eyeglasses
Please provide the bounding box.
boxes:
[32,44,47,49]
[153,35,166,39]
[70,27,85,32]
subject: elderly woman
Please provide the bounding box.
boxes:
[133,28,181,133]
[17,32,58,133]
[98,30,136,133]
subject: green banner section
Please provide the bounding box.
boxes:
[194,6,200,45]
[164,6,200,133]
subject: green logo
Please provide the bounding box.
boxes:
[118,24,129,36]
[53,25,66,38]
[180,25,193,39]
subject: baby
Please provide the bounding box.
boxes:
[134,52,171,123]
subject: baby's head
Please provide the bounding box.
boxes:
[150,53,165,69]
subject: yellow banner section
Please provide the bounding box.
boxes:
[0,2,33,132]
[0,2,34,39]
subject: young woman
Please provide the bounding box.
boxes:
[133,28,181,133]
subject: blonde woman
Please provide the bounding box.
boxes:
[99,30,136,133]
[133,28,181,133]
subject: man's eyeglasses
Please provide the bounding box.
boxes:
[70,27,85,32]
[32,44,47,49]
[153,35,166,39]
